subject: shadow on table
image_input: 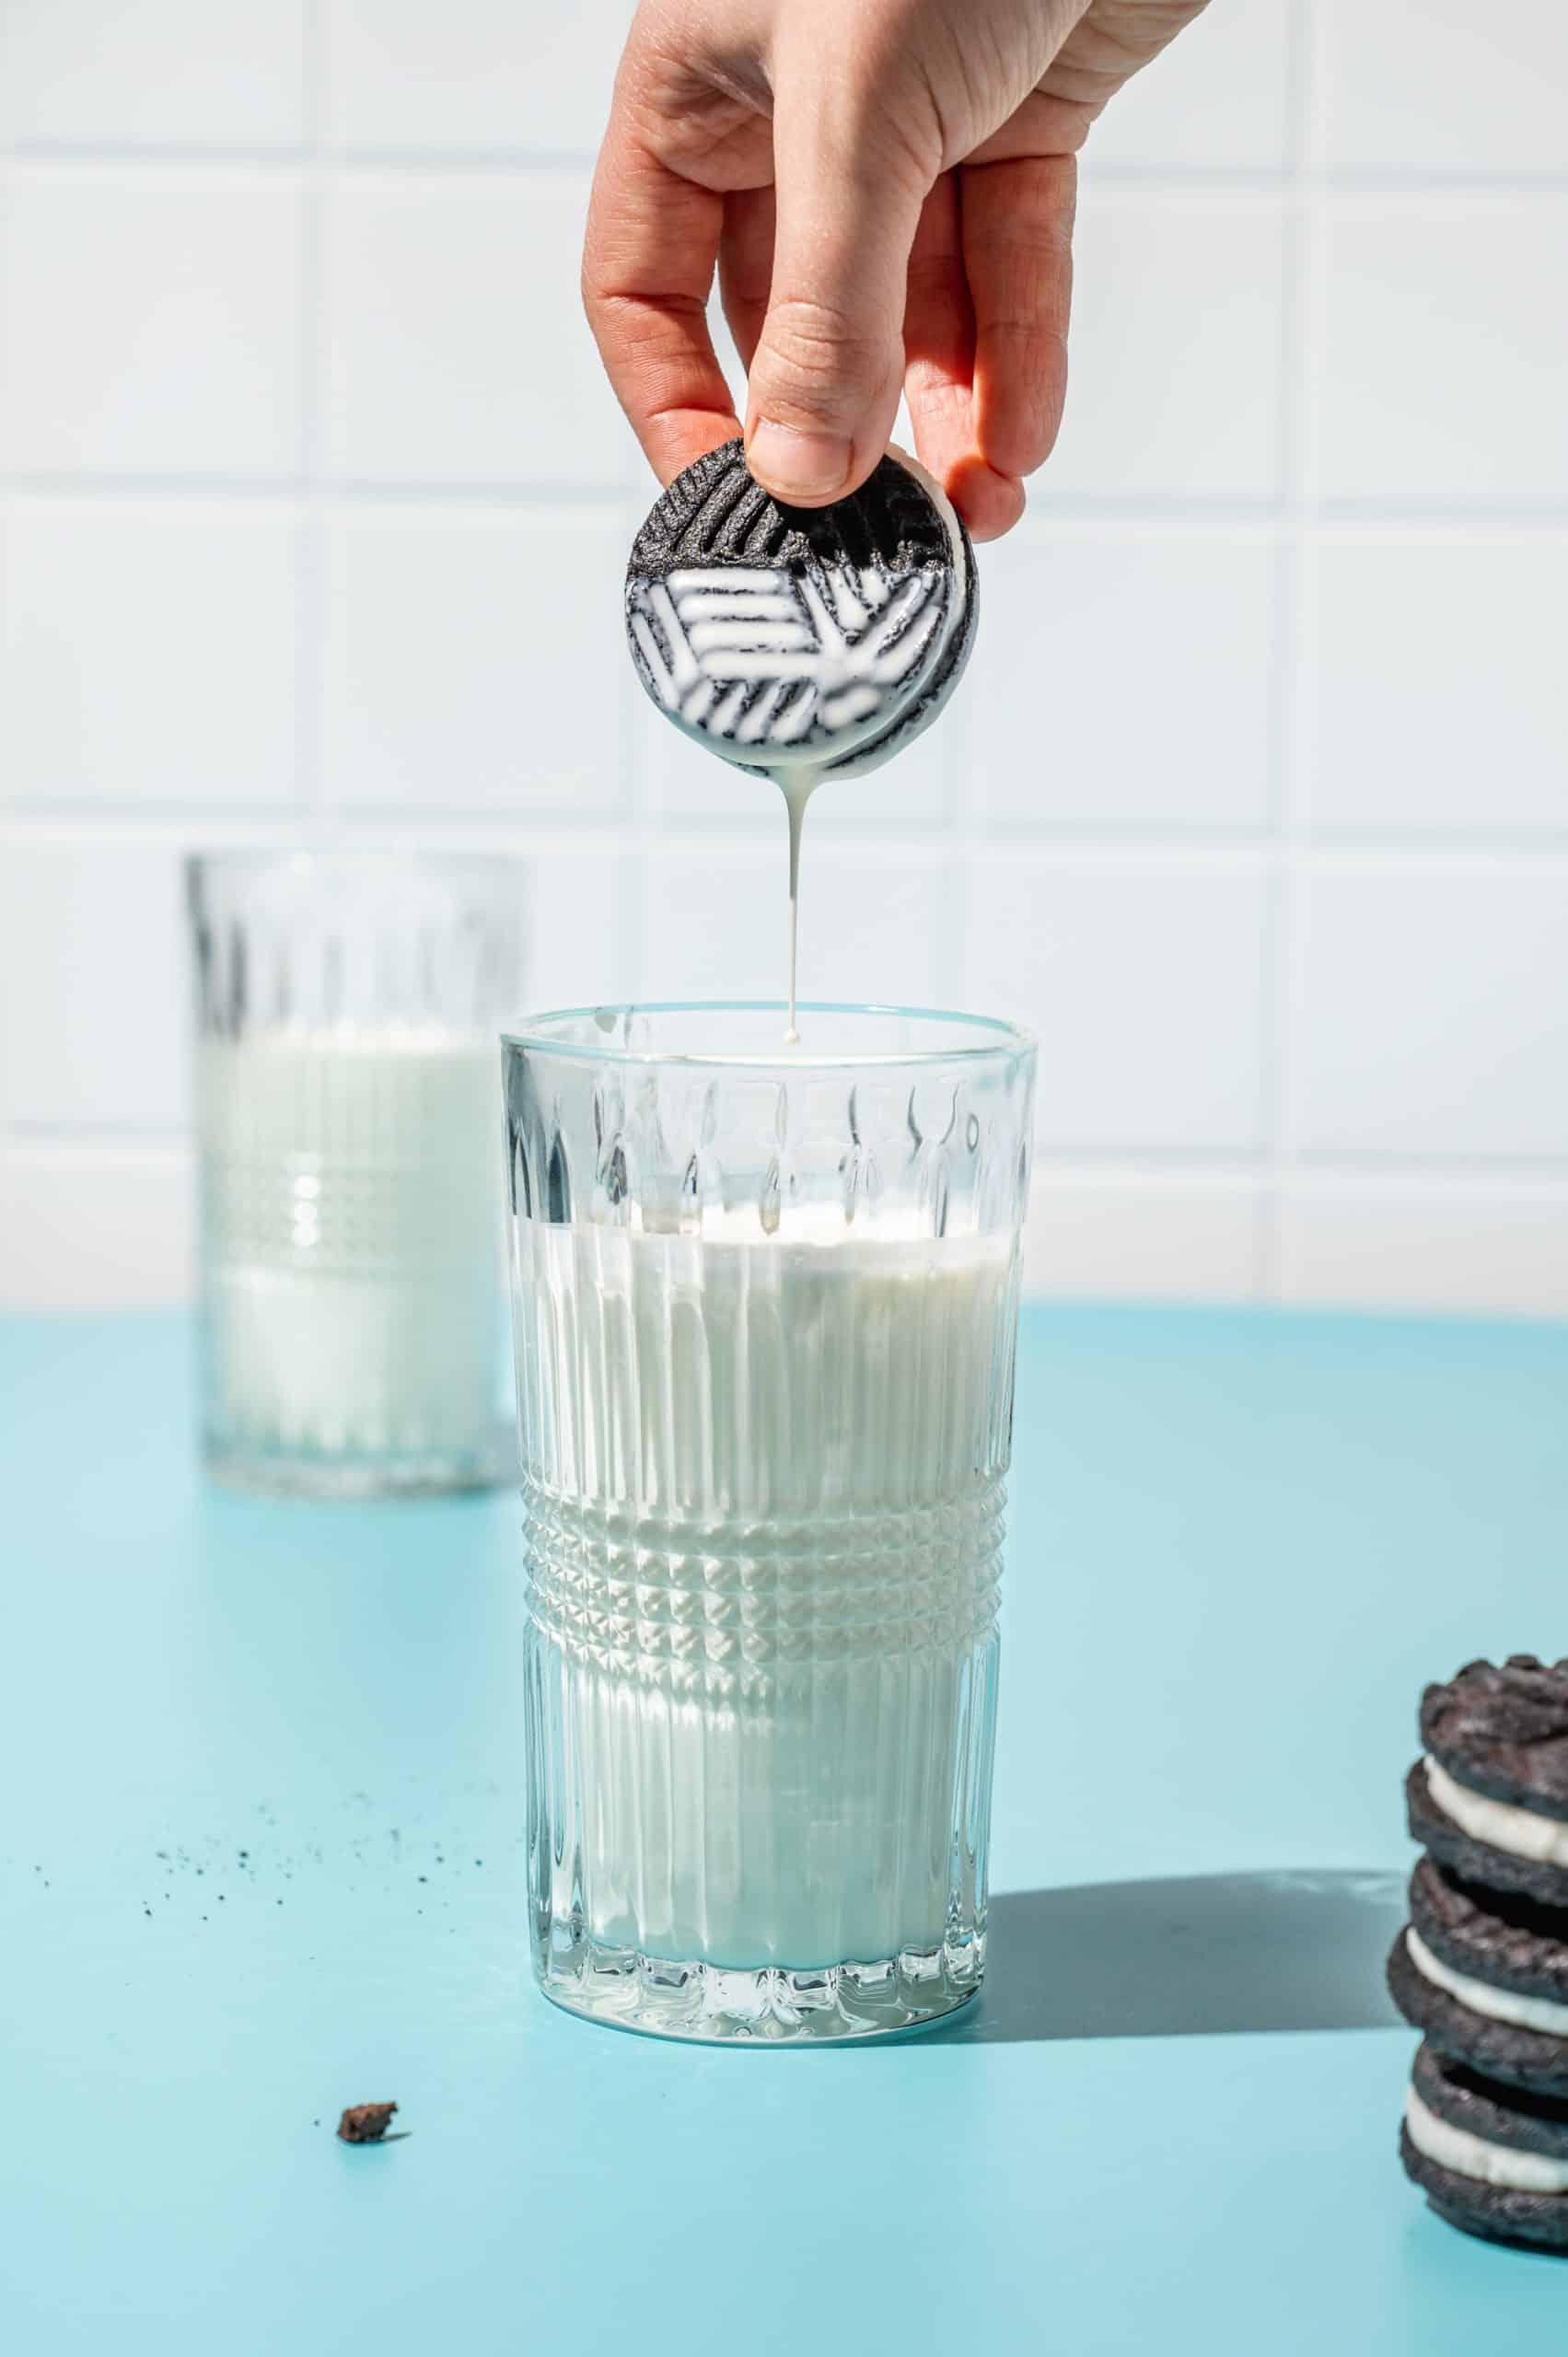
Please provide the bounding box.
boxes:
[930,1868,1407,2046]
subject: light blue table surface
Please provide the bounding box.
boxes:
[3,1305,1567,2353]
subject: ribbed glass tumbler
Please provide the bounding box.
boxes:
[504,1004,1036,2042]
[189,853,526,1498]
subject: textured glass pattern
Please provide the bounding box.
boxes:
[505,1004,1035,2041]
[188,853,526,1497]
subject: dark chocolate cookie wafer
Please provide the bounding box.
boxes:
[625,439,977,784]
[1422,1655,1568,1817]
[1406,1758,1568,1910]
[1388,1858,1568,2096]
[1400,2039,1568,2251]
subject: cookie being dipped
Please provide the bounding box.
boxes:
[625,437,977,784]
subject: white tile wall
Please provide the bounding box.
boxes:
[1318,199,1568,503]
[1084,0,1295,173]
[323,505,629,812]
[1025,1169,1266,1304]
[1307,535,1568,837]
[1294,862,1568,1160]
[643,841,955,1011]
[0,170,307,478]
[0,1144,192,1308]
[0,2,308,152]
[1320,0,1568,178]
[1,500,303,807]
[1045,194,1286,499]
[963,853,1272,1155]
[325,175,631,485]
[970,525,1279,831]
[2,1,1565,1320]
[326,0,629,159]
[0,846,189,1132]
[1281,1175,1568,1319]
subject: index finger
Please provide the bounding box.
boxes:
[582,109,741,485]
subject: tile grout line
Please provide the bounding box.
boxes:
[295,0,330,844]
[6,472,1568,531]
[1257,0,1323,1307]
[8,807,1568,863]
[5,139,1568,198]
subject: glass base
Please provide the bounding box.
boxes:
[535,1927,984,2045]
[203,1427,516,1501]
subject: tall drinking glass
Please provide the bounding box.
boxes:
[188,852,526,1498]
[505,1003,1035,2041]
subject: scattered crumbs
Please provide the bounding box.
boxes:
[337,2102,398,2145]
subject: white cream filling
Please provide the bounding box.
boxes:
[1405,2086,1568,2195]
[1406,1926,1568,2038]
[1426,1755,1568,1868]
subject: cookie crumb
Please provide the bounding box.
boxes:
[337,2102,398,2144]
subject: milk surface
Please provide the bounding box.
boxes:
[199,1027,507,1462]
[517,1211,1018,1968]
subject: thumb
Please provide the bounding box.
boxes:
[745,71,931,507]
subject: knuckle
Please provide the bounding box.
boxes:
[754,296,891,411]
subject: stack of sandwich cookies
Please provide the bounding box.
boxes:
[1390,1655,1568,2249]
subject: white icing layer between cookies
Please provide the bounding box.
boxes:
[1406,1926,1568,2038]
[1405,2086,1568,2194]
[1426,1755,1568,1867]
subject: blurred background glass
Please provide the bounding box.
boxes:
[189,851,526,1495]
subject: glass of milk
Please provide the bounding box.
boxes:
[504,1003,1035,2041]
[187,853,526,1498]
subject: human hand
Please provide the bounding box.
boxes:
[584,0,1206,540]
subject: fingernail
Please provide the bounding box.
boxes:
[746,421,851,503]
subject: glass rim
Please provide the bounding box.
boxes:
[502,1000,1035,1072]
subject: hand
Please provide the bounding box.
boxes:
[584,0,1206,540]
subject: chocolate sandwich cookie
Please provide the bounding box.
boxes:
[1406,1655,1568,1908]
[1388,1855,1568,2096]
[1400,2038,1568,2251]
[625,439,977,784]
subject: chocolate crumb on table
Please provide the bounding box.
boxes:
[337,2102,398,2144]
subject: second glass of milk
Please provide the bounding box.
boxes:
[188,853,526,1498]
[505,1003,1035,2041]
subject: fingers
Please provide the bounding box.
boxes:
[743,63,934,507]
[717,184,775,378]
[902,177,1025,542]
[581,105,739,485]
[959,154,1076,484]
